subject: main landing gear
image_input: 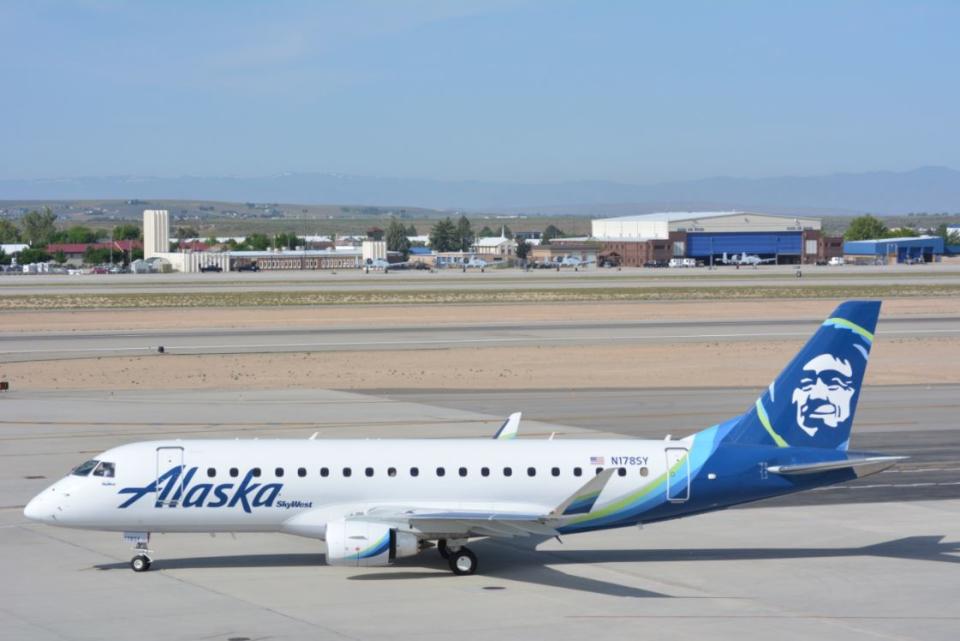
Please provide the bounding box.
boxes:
[437,538,478,575]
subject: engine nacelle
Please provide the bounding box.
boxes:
[324,520,419,567]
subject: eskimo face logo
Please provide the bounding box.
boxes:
[791,354,856,437]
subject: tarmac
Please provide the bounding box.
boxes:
[3,316,958,362]
[3,262,960,295]
[3,386,959,641]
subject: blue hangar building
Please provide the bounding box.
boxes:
[591,211,844,267]
[843,236,945,264]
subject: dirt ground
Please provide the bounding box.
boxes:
[2,336,955,392]
[2,298,956,391]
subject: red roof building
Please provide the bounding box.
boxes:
[46,240,143,261]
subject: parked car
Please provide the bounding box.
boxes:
[200,265,223,273]
[828,257,845,266]
[237,263,260,272]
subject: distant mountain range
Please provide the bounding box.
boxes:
[1,166,958,215]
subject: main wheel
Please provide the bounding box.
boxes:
[448,547,477,576]
[437,539,450,560]
[131,554,152,572]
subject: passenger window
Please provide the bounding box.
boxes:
[481,467,490,477]
[527,467,536,477]
[343,467,352,477]
[551,467,560,477]
[573,467,582,477]
[71,460,98,477]
[93,462,116,478]
[252,468,261,478]
[503,467,513,477]
[458,467,467,477]
[618,467,626,477]
[207,467,216,478]
[365,467,374,477]
[275,467,284,477]
[388,467,397,477]
[436,467,446,477]
[639,467,649,477]
[320,467,329,478]
[229,467,239,478]
[410,467,419,477]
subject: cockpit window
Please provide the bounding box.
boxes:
[71,460,99,476]
[92,461,116,478]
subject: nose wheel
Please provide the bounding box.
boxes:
[131,553,152,572]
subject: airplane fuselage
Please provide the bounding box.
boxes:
[25,434,852,536]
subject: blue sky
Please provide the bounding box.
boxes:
[2,0,958,183]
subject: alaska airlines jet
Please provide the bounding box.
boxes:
[24,301,903,576]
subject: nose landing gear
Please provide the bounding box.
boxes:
[124,531,153,572]
[131,552,152,572]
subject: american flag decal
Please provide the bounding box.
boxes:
[590,456,604,466]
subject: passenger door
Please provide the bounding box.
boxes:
[156,446,185,507]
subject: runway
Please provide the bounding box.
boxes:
[2,315,959,362]
[2,387,958,641]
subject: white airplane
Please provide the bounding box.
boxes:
[546,256,595,271]
[462,256,488,271]
[25,302,904,576]
[362,258,411,273]
[720,252,776,266]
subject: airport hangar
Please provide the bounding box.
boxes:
[843,235,946,264]
[593,211,843,267]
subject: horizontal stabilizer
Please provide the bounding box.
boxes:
[768,455,907,477]
[493,412,522,440]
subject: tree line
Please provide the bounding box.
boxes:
[384,215,565,258]
[1,207,576,265]
[844,214,960,244]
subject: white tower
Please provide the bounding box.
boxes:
[143,210,170,259]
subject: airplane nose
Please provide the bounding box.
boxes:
[24,495,44,521]
[24,491,56,523]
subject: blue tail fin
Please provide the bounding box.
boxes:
[724,300,881,451]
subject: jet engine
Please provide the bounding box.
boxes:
[324,520,420,567]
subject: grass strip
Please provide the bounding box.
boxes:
[1,284,958,310]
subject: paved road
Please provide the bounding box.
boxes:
[2,315,958,362]
[2,262,960,294]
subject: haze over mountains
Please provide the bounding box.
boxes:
[2,166,957,215]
